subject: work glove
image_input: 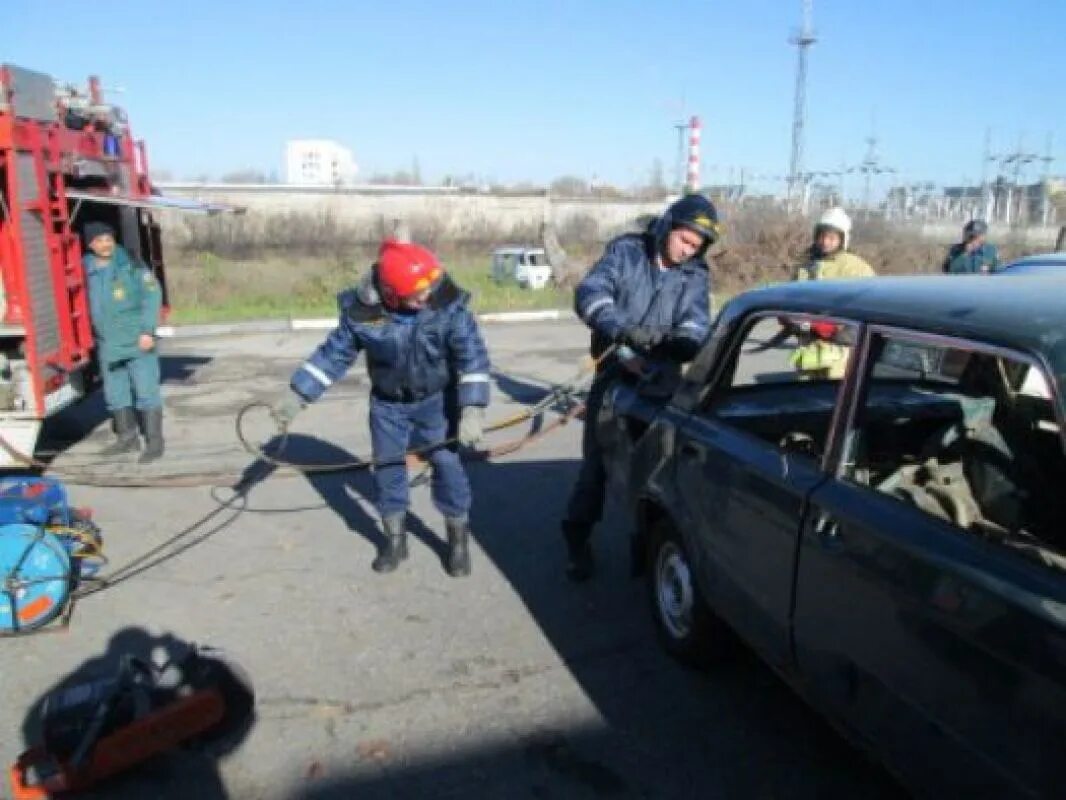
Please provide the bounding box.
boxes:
[458,406,485,447]
[659,335,701,363]
[271,390,306,432]
[621,326,665,353]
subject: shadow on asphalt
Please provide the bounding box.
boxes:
[18,366,903,798]
[34,355,214,466]
[232,434,452,569]
[274,446,903,799]
[18,627,255,800]
[230,371,901,798]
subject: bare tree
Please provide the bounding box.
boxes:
[550,175,589,197]
[649,158,666,194]
[540,219,578,287]
[220,168,268,184]
[368,170,417,186]
[394,218,412,243]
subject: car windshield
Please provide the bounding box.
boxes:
[528,252,549,266]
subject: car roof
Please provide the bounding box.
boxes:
[1001,253,1066,271]
[1004,252,1066,267]
[732,275,1066,377]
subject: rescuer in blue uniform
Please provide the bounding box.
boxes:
[561,194,720,581]
[82,222,165,463]
[272,240,491,577]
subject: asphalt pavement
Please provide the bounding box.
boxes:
[0,320,902,799]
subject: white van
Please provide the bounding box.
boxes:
[490,247,553,290]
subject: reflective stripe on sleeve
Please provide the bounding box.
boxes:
[581,297,614,319]
[302,362,333,388]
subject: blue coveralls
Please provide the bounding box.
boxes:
[290,276,491,518]
[566,223,711,528]
[83,246,163,412]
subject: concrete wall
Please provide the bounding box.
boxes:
[907,221,1060,248]
[156,184,667,242]
[155,185,1064,251]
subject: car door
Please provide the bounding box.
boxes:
[673,312,854,669]
[793,327,1066,798]
[515,252,530,286]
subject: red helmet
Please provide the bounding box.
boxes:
[810,321,840,341]
[376,240,442,305]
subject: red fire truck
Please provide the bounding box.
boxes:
[0,64,226,465]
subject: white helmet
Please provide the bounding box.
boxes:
[815,207,852,250]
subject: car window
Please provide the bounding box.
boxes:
[842,330,1066,572]
[529,252,549,266]
[874,340,968,384]
[701,313,859,462]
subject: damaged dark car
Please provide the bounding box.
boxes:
[599,275,1066,798]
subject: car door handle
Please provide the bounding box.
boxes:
[679,440,705,459]
[812,512,841,543]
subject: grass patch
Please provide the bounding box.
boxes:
[164,254,572,324]
[450,262,572,314]
[166,297,340,324]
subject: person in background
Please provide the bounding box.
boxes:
[83,222,165,462]
[794,206,875,282]
[790,207,874,380]
[943,219,998,274]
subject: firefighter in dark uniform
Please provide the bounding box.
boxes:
[82,221,165,462]
[561,194,719,581]
[272,240,491,576]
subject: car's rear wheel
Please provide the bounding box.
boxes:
[646,519,722,667]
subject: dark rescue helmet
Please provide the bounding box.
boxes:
[664,193,722,246]
[963,219,989,240]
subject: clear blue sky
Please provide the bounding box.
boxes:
[6,0,1063,194]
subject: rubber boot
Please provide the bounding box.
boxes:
[372,513,409,573]
[562,520,594,582]
[138,407,165,464]
[444,516,471,578]
[101,408,140,456]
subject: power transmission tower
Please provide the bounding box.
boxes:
[993,135,1040,226]
[1040,133,1055,226]
[788,0,817,212]
[980,128,992,221]
[849,132,895,218]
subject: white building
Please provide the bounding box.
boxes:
[284,139,357,186]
